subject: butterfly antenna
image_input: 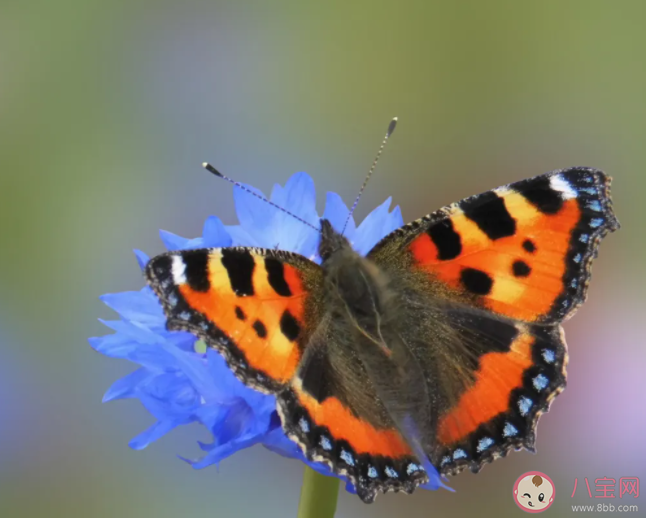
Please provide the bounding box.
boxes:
[341,117,398,235]
[202,162,320,232]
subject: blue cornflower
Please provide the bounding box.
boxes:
[91,171,443,494]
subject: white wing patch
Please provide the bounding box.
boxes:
[550,174,578,200]
[171,255,187,284]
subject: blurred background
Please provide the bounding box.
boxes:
[1,1,644,516]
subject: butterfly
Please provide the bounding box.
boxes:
[145,165,618,503]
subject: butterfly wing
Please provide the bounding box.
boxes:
[365,167,618,475]
[369,167,619,323]
[145,247,323,393]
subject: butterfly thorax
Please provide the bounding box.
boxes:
[318,219,396,335]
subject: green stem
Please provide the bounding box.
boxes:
[297,467,340,518]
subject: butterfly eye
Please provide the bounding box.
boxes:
[538,493,545,502]
[523,493,531,498]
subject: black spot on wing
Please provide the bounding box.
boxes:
[428,219,462,260]
[235,306,246,321]
[280,310,301,342]
[253,319,267,338]
[461,191,516,240]
[183,250,210,292]
[517,176,563,214]
[221,249,255,296]
[265,257,292,296]
[458,313,518,353]
[522,239,536,253]
[445,309,519,373]
[512,260,531,277]
[460,268,493,295]
[299,346,334,403]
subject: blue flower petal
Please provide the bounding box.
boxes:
[233,183,277,242]
[194,405,239,437]
[129,420,180,450]
[420,474,454,492]
[134,249,150,270]
[204,350,274,410]
[159,229,192,251]
[103,368,150,402]
[137,375,200,419]
[197,439,216,452]
[99,289,164,327]
[322,192,355,238]
[230,172,320,255]
[154,342,226,404]
[225,225,260,247]
[97,318,162,344]
[261,426,303,458]
[189,430,265,468]
[268,172,320,256]
[271,172,317,221]
[202,216,232,247]
[90,334,174,368]
[352,197,404,255]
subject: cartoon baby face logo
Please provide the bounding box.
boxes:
[513,471,555,513]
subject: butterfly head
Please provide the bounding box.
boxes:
[318,219,353,263]
[318,218,390,319]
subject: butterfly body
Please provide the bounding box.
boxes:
[145,167,618,503]
[312,218,437,458]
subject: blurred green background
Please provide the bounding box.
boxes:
[1,1,644,516]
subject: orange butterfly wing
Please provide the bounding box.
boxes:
[278,384,431,503]
[145,247,322,392]
[370,167,619,323]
